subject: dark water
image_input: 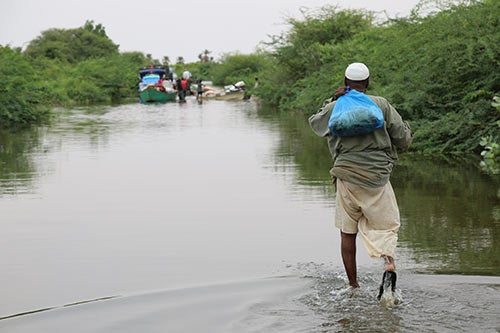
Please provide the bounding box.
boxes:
[0,98,499,332]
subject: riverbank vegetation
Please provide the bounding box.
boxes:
[256,0,499,172]
[0,1,498,171]
[0,21,150,126]
[257,0,499,157]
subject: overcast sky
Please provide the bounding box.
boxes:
[0,0,421,63]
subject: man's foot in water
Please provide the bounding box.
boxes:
[377,268,397,300]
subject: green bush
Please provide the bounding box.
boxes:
[479,96,500,174]
[258,0,500,156]
[0,46,50,126]
[24,20,119,63]
[208,53,271,88]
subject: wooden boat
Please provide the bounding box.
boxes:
[203,81,249,101]
[138,66,177,103]
[214,91,247,101]
[139,86,177,103]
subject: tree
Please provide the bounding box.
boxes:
[198,49,211,62]
[210,52,270,86]
[83,20,107,37]
[0,46,49,126]
[258,0,500,157]
[269,6,373,77]
[24,20,119,63]
[260,6,374,108]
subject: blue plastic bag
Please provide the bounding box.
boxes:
[328,89,384,137]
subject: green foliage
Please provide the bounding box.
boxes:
[0,20,150,126]
[258,6,374,109]
[269,6,373,76]
[63,53,146,104]
[2,1,498,163]
[258,0,500,157]
[479,96,500,174]
[0,46,50,127]
[26,51,148,105]
[172,61,215,82]
[209,53,271,87]
[24,20,119,63]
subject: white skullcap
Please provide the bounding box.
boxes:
[345,62,370,81]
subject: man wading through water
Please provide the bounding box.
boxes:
[309,63,412,298]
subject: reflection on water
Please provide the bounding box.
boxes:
[393,157,500,275]
[0,106,115,197]
[0,127,41,196]
[0,100,499,332]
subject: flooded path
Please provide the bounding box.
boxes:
[0,98,499,332]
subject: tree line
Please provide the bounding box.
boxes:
[257,0,499,172]
[0,1,498,171]
[257,0,499,154]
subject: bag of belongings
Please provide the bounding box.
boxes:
[328,89,384,137]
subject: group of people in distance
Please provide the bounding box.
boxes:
[139,67,253,104]
[175,70,207,103]
[139,68,207,103]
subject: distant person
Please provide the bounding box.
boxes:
[168,67,174,81]
[182,70,192,80]
[308,62,412,299]
[176,79,185,102]
[196,79,204,104]
[181,78,188,93]
[254,77,259,89]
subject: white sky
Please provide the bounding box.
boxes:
[0,0,420,63]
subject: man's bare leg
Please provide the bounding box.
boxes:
[340,231,359,288]
[383,255,395,271]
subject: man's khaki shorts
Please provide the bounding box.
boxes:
[335,178,400,258]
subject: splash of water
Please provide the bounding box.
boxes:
[379,288,403,308]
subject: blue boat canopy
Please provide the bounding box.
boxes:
[139,66,166,79]
[141,74,160,84]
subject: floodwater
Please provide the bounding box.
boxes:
[0,97,499,332]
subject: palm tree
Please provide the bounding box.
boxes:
[201,49,211,62]
[176,56,184,65]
